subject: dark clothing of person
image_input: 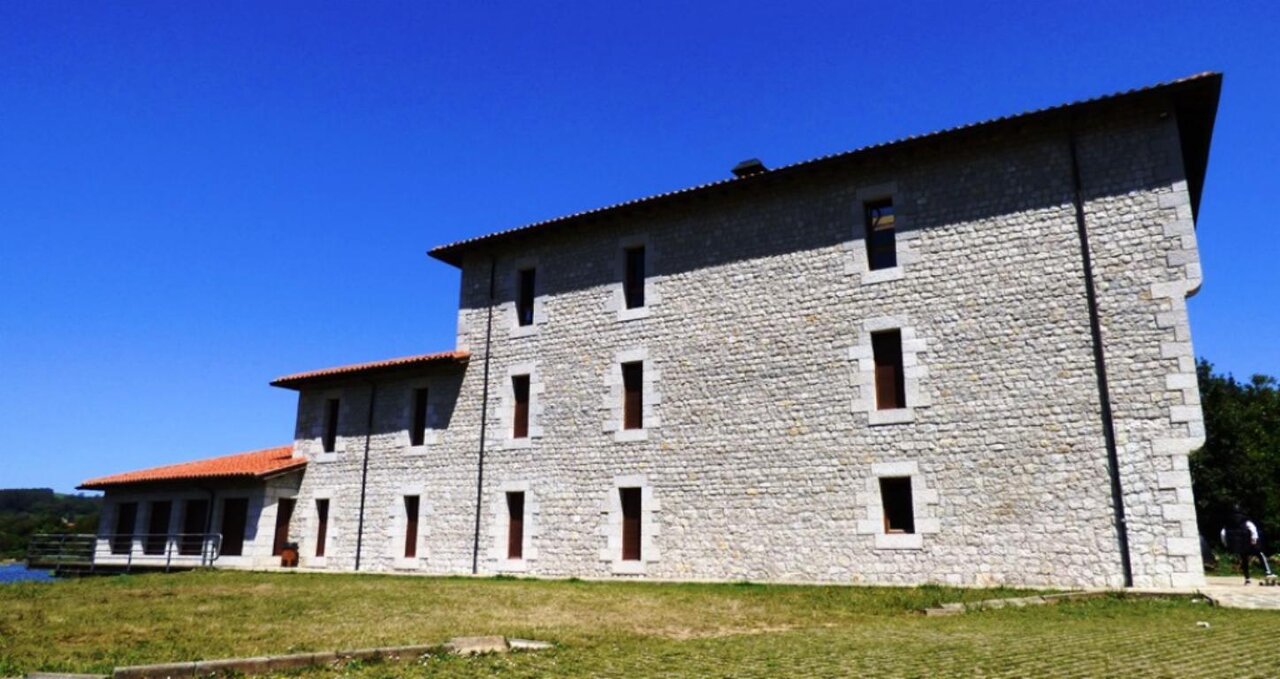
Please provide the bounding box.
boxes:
[1239,544,1272,581]
[1223,511,1272,581]
[1224,512,1257,553]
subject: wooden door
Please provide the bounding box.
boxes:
[272,498,295,556]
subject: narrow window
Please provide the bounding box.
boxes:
[506,491,524,560]
[871,330,906,410]
[403,495,420,559]
[622,361,643,430]
[512,375,530,439]
[111,502,137,555]
[179,499,208,556]
[623,246,646,309]
[144,501,171,555]
[410,387,429,447]
[314,499,330,558]
[620,488,642,561]
[864,198,897,271]
[322,398,340,453]
[272,498,295,556]
[879,477,915,534]
[516,268,536,326]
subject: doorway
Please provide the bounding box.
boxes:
[111,502,137,555]
[144,501,172,555]
[180,499,209,556]
[220,498,249,556]
[272,498,295,556]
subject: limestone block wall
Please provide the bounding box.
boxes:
[1077,108,1207,588]
[288,368,481,574]
[284,100,1206,588]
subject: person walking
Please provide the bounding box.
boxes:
[1220,505,1273,585]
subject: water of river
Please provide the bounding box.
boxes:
[0,562,54,583]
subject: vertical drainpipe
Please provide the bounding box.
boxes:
[471,256,497,574]
[354,380,378,572]
[1068,120,1134,588]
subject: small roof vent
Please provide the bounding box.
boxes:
[731,158,767,177]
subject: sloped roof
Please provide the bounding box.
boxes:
[270,350,470,389]
[79,445,302,490]
[428,72,1221,266]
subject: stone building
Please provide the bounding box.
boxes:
[79,446,304,570]
[85,72,1221,588]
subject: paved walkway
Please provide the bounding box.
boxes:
[1199,575,1280,610]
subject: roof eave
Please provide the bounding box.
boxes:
[269,353,471,391]
[257,461,308,482]
[426,72,1223,266]
[1168,73,1221,222]
[77,463,306,491]
[76,473,255,491]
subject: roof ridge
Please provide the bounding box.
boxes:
[428,71,1221,265]
[79,444,299,490]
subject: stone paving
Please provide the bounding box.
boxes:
[1199,575,1280,610]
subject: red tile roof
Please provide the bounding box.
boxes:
[79,445,303,490]
[428,72,1221,266]
[269,350,470,389]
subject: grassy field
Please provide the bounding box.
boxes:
[1,571,1278,678]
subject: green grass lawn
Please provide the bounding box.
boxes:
[1,570,1278,678]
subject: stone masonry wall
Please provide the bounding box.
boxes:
[285,101,1205,588]
[1077,108,1206,588]
[288,368,481,574]
[98,474,300,570]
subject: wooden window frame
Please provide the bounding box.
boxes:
[403,495,420,559]
[622,361,643,430]
[512,374,531,439]
[620,487,642,561]
[314,498,330,558]
[864,198,897,271]
[623,245,646,309]
[409,387,429,447]
[516,268,536,327]
[506,491,525,560]
[879,476,915,535]
[322,398,340,453]
[871,329,907,410]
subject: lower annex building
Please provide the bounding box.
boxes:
[82,73,1222,589]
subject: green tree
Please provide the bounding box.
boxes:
[0,489,100,560]
[1190,359,1280,545]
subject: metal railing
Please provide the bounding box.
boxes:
[27,533,222,574]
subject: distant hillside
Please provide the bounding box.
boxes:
[0,488,100,560]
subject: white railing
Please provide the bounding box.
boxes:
[27,533,223,573]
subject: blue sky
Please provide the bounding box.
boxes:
[1,2,1276,493]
